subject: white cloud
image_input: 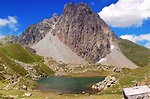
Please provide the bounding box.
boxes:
[99,0,150,27]
[120,33,150,48]
[145,43,150,48]
[0,16,18,31]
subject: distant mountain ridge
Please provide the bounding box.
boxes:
[0,35,18,45]
[18,13,59,46]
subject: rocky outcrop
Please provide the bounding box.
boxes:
[18,13,59,46]
[52,2,117,63]
[92,76,116,91]
[0,35,18,44]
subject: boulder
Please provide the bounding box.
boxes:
[22,85,27,90]
[24,93,32,97]
[111,77,116,81]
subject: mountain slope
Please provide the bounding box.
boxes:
[0,43,55,91]
[17,2,139,69]
[18,13,59,46]
[98,43,138,69]
[0,50,28,77]
[32,25,86,64]
[0,43,42,63]
[52,2,117,63]
[19,2,117,64]
[0,50,33,90]
[118,38,150,67]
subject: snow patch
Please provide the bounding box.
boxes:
[98,58,106,63]
[111,45,114,50]
[52,25,55,29]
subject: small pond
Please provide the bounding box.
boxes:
[36,76,104,94]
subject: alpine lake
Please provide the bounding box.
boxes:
[36,76,105,94]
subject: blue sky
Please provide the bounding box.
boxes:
[0,0,150,48]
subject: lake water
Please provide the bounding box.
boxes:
[36,76,104,94]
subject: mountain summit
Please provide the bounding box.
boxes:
[52,2,117,63]
[18,2,138,69]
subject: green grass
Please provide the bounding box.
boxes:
[119,66,150,87]
[67,70,113,77]
[0,89,123,99]
[34,63,55,76]
[102,65,150,95]
[0,51,28,76]
[0,43,42,63]
[118,38,150,67]
[0,50,36,90]
[119,75,137,87]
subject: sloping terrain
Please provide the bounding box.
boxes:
[19,2,117,64]
[52,2,116,63]
[18,13,59,46]
[118,38,150,67]
[0,43,54,90]
[101,65,150,95]
[0,50,33,90]
[0,35,18,45]
[0,51,28,78]
[0,43,42,63]
[32,25,86,64]
[98,43,138,69]
[16,2,140,69]
[101,38,150,68]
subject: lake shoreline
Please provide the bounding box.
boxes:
[35,76,105,94]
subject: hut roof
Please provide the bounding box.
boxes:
[123,85,150,96]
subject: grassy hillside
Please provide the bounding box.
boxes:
[118,38,150,67]
[0,43,42,63]
[0,43,55,93]
[0,51,28,77]
[34,63,55,76]
[101,65,150,95]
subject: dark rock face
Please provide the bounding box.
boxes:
[18,13,59,46]
[52,2,117,63]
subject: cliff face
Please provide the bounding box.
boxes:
[18,2,117,63]
[18,13,59,46]
[52,2,117,63]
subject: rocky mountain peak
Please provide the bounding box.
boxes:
[52,2,117,63]
[63,2,94,17]
[18,2,117,64]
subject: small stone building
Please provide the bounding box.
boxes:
[123,85,150,99]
